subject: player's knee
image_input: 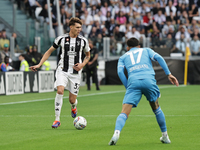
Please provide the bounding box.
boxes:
[57,89,64,95]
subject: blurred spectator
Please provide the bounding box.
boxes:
[188,18,199,35]
[162,19,175,38]
[143,11,153,36]
[81,10,94,35]
[19,54,29,71]
[0,43,12,64]
[26,0,42,18]
[0,56,14,72]
[152,2,165,15]
[24,45,36,66]
[126,26,141,41]
[190,35,200,56]
[140,2,151,16]
[190,28,200,39]
[38,3,48,23]
[175,26,190,42]
[153,9,166,30]
[101,1,112,17]
[63,18,70,33]
[64,1,73,18]
[163,33,176,50]
[60,6,67,26]
[89,5,99,17]
[88,0,101,9]
[41,60,51,70]
[116,11,127,26]
[178,10,190,26]
[85,40,100,91]
[106,18,116,36]
[110,34,117,55]
[172,34,186,55]
[11,32,20,52]
[150,25,162,47]
[88,26,98,40]
[135,19,145,35]
[188,3,199,23]
[32,45,43,65]
[165,0,177,17]
[94,33,104,56]
[0,29,10,50]
[101,27,108,37]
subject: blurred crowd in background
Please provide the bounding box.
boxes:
[1,0,200,72]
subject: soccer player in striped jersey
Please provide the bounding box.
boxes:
[109,37,179,145]
[29,17,90,128]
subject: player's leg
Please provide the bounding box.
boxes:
[109,104,132,145]
[86,68,91,90]
[150,99,171,144]
[68,75,80,118]
[109,84,142,145]
[52,85,65,128]
[69,92,78,118]
[92,66,100,90]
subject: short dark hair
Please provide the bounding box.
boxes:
[69,17,82,26]
[127,37,139,47]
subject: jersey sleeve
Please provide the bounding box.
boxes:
[53,35,63,49]
[83,38,90,53]
[146,48,157,61]
[154,53,171,75]
[117,57,127,89]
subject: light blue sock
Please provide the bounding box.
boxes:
[153,107,167,132]
[114,113,128,131]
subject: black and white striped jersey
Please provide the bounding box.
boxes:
[53,33,90,74]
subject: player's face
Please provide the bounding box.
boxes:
[71,23,82,36]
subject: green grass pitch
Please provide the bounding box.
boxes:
[0,85,200,150]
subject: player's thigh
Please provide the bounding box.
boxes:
[142,78,160,102]
[67,74,81,95]
[55,67,68,88]
[121,104,133,117]
[123,82,142,108]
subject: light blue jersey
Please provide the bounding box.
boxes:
[117,47,171,107]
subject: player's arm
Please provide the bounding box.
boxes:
[73,51,90,71]
[29,46,56,72]
[154,54,179,86]
[117,57,127,89]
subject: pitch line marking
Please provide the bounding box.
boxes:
[0,85,185,106]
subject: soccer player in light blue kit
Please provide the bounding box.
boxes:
[109,37,179,145]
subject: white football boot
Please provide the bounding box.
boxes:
[108,134,119,145]
[160,135,171,144]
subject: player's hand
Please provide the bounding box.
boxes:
[168,74,179,86]
[87,62,92,66]
[73,63,83,71]
[29,65,40,72]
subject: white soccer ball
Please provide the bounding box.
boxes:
[73,116,87,130]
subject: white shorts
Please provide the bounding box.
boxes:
[54,66,81,95]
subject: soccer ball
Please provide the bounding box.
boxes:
[73,116,87,130]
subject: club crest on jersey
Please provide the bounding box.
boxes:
[77,41,80,46]
[65,38,69,44]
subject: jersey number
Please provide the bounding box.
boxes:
[127,49,143,65]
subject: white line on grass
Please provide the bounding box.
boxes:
[0,114,198,118]
[0,85,185,106]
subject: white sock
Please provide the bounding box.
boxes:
[55,93,63,121]
[71,99,78,109]
[162,131,168,137]
[114,130,120,136]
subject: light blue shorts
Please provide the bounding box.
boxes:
[123,78,160,107]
